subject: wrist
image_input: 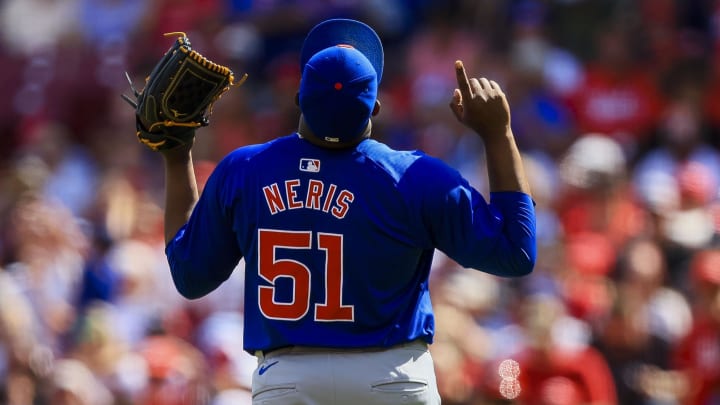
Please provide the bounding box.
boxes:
[477,126,513,144]
[162,147,193,166]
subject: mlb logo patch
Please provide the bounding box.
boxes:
[299,158,321,173]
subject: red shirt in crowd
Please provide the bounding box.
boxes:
[516,346,618,405]
[566,66,666,145]
[673,314,720,404]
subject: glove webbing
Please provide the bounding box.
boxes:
[168,32,248,87]
[143,32,249,133]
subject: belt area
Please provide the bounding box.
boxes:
[254,339,428,359]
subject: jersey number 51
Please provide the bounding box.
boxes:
[258,229,355,322]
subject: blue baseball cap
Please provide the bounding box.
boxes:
[298,19,384,145]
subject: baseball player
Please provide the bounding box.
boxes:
[160,18,536,405]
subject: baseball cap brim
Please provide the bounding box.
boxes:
[300,18,384,83]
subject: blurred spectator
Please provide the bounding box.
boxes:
[6,194,88,353]
[506,0,578,158]
[13,121,101,218]
[143,0,222,56]
[77,0,150,89]
[557,134,649,248]
[49,358,113,405]
[431,301,482,404]
[559,231,617,323]
[672,248,720,405]
[0,264,48,405]
[512,293,618,405]
[635,86,720,212]
[702,1,720,137]
[78,0,148,48]
[637,0,708,75]
[135,333,210,405]
[431,268,507,404]
[106,236,177,348]
[594,237,691,404]
[0,0,80,57]
[196,311,255,395]
[65,302,131,398]
[404,6,483,165]
[565,20,667,157]
[75,227,120,314]
[634,85,720,272]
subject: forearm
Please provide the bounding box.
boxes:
[434,189,536,277]
[162,149,199,244]
[483,127,531,195]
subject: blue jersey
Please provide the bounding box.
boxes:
[166,134,536,353]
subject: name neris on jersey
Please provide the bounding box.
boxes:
[262,178,355,219]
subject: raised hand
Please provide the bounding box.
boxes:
[449,60,511,141]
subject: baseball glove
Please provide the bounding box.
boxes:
[122,32,247,151]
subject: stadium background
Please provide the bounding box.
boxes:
[1,0,719,404]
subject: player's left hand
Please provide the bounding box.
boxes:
[122,32,247,152]
[449,60,511,141]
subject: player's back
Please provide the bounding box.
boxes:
[223,133,441,352]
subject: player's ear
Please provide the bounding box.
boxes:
[295,92,300,107]
[372,100,381,116]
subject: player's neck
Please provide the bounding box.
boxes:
[297,116,371,149]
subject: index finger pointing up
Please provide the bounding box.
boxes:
[455,60,472,99]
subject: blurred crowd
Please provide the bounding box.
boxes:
[1,0,720,404]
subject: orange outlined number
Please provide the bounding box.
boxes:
[258,230,311,320]
[315,233,353,321]
[258,229,355,322]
